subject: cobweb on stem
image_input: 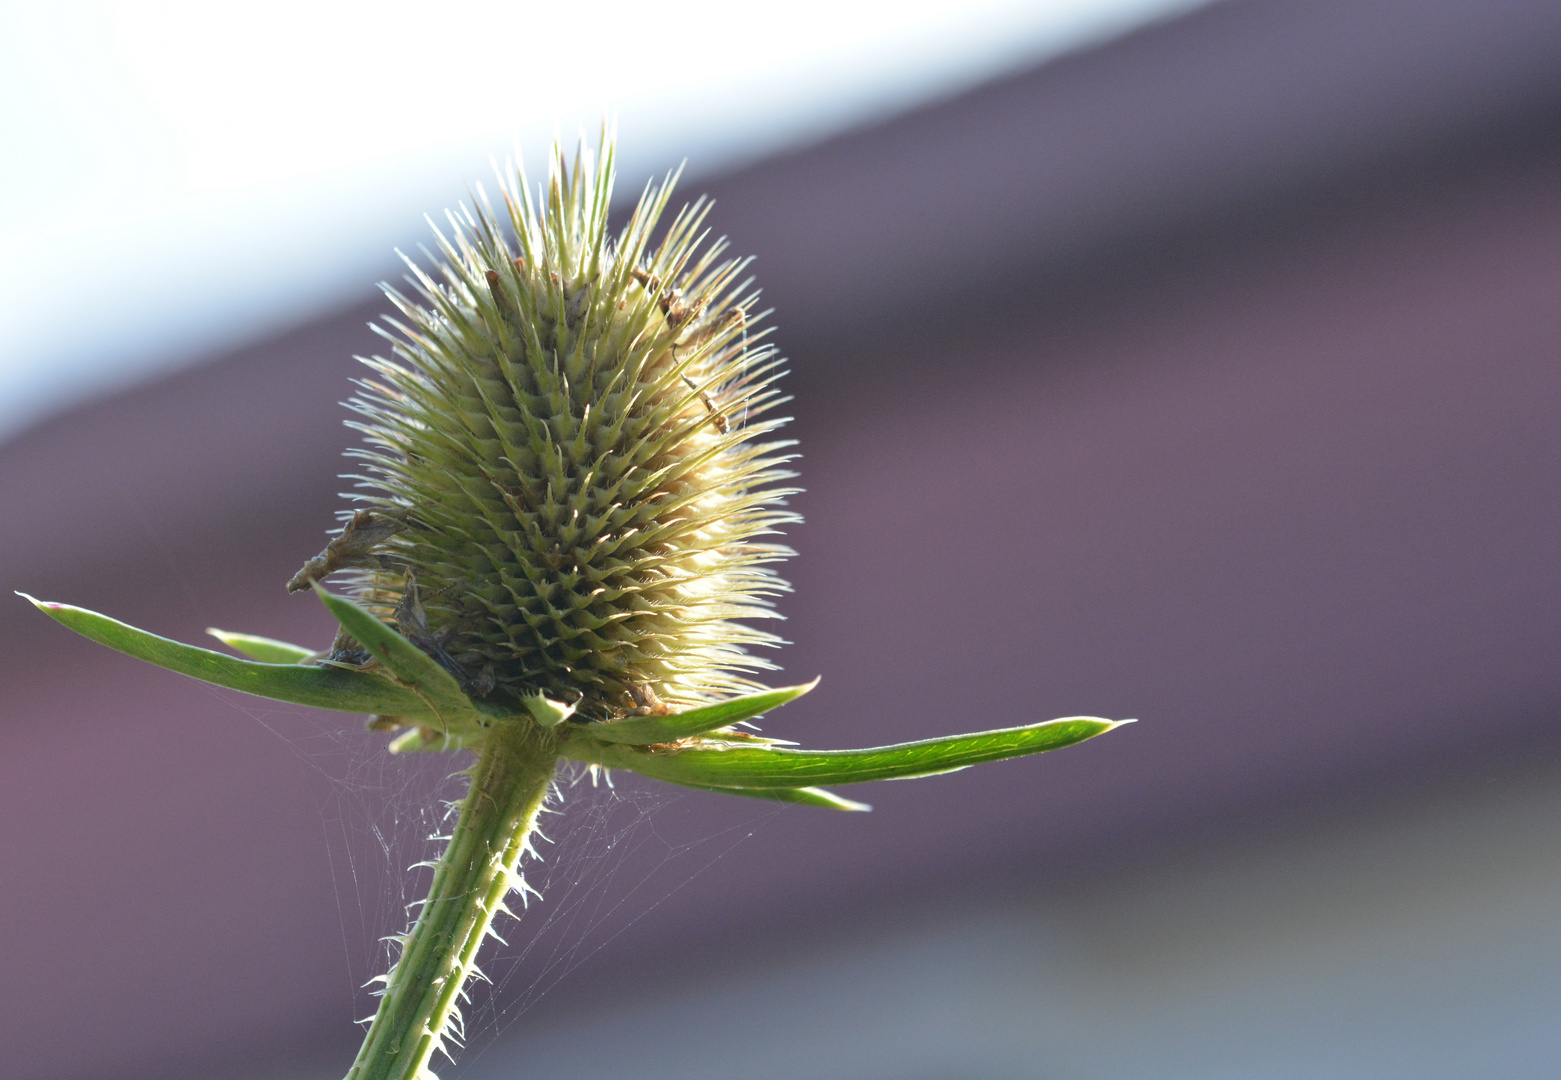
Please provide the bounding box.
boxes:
[242,691,793,1072]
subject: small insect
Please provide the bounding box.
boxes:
[632,266,706,329]
[286,508,408,593]
[627,682,670,716]
[681,373,729,434]
[634,267,752,434]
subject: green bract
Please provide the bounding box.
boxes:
[21,588,1127,803]
[22,137,1130,1080]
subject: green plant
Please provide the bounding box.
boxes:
[22,136,1129,1080]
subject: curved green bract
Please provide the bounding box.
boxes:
[207,628,313,665]
[567,716,1128,788]
[577,678,820,745]
[312,586,496,733]
[20,593,440,721]
[661,779,871,811]
[21,592,1129,807]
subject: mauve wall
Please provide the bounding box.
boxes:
[3,0,1560,1077]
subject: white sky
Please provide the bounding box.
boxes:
[0,0,1210,443]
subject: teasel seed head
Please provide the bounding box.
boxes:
[292,137,799,722]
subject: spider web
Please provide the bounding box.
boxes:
[230,690,784,1076]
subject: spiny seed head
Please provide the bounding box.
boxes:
[303,137,799,721]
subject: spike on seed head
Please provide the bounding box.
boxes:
[299,134,799,722]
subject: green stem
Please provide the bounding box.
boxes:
[345,730,558,1080]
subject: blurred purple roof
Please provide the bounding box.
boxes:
[2,0,1559,1077]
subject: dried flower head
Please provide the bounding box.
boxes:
[289,139,797,718]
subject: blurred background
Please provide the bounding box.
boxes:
[3,0,1560,1077]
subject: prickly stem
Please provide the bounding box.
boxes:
[345,730,557,1080]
